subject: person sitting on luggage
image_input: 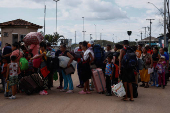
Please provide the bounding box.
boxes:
[5,56,19,99]
[28,53,34,75]
[31,42,49,95]
[104,55,114,96]
[1,57,8,91]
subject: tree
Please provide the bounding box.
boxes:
[44,32,65,45]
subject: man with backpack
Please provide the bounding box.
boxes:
[46,43,57,89]
[119,40,136,101]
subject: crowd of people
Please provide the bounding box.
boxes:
[0,40,169,102]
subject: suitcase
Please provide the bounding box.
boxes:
[31,73,44,91]
[19,76,39,95]
[92,68,106,93]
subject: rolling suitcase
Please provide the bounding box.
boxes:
[19,76,39,95]
[30,73,44,90]
[92,68,106,93]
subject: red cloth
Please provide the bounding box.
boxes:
[77,49,82,63]
[40,66,50,78]
[147,49,153,55]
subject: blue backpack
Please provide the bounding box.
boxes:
[93,44,105,68]
[121,47,137,69]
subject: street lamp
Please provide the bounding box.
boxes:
[148,2,164,14]
[53,0,60,33]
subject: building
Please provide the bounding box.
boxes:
[138,37,159,46]
[0,19,43,47]
[157,34,169,48]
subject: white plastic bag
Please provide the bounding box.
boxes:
[112,82,126,97]
[148,68,154,74]
[58,56,77,69]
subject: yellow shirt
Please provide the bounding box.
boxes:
[40,50,47,61]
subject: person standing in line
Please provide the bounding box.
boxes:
[119,40,135,101]
[59,44,74,94]
[151,47,160,87]
[140,47,151,88]
[6,56,19,99]
[79,41,94,94]
[104,55,114,96]
[31,42,49,95]
[159,47,169,86]
[156,56,166,89]
[55,49,63,89]
[75,42,84,88]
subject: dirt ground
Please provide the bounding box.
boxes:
[0,72,170,113]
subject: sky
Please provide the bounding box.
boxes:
[0,0,165,44]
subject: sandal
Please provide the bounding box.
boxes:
[123,98,128,101]
[144,85,149,88]
[129,99,134,101]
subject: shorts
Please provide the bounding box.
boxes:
[9,76,18,86]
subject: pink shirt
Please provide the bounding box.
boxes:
[11,49,23,63]
[30,44,40,56]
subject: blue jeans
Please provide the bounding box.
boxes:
[62,70,74,90]
[77,64,84,86]
[152,70,158,85]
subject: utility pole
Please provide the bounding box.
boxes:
[44,5,46,36]
[140,32,142,40]
[90,34,92,40]
[53,0,59,33]
[142,27,149,38]
[146,19,155,46]
[164,0,167,47]
[94,24,97,40]
[75,31,76,44]
[100,33,102,40]
[82,17,86,41]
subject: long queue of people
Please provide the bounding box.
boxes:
[0,40,169,102]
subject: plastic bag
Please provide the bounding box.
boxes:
[112,82,126,97]
[148,68,154,74]
[53,71,58,81]
[58,56,77,69]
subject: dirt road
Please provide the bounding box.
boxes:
[0,73,170,113]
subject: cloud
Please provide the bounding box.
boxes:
[0,0,127,21]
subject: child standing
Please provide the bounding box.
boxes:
[105,55,114,96]
[6,56,19,99]
[1,57,8,91]
[156,56,166,89]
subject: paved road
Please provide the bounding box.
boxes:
[0,72,170,113]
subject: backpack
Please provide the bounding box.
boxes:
[46,50,59,72]
[93,44,105,68]
[121,47,137,69]
[19,57,29,71]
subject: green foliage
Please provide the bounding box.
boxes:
[44,32,64,44]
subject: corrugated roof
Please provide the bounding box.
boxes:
[0,19,43,28]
